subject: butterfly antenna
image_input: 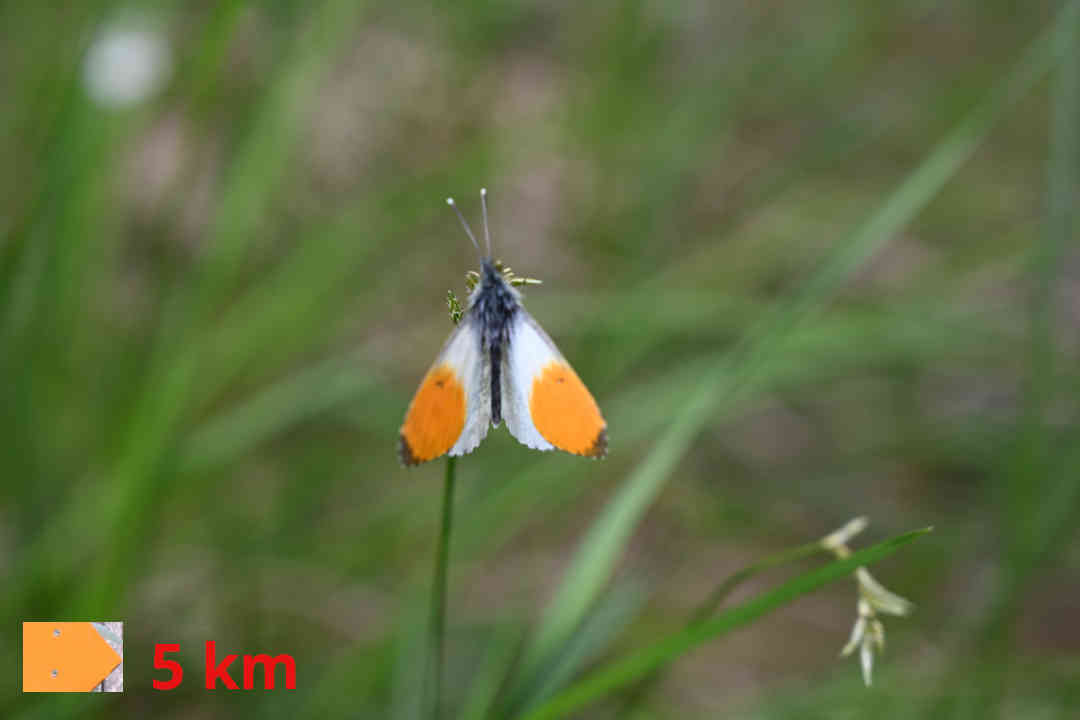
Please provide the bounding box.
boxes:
[480,187,492,258]
[447,197,481,254]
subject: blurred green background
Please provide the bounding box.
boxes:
[4,0,1080,717]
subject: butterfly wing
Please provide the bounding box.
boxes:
[501,309,606,457]
[399,315,491,465]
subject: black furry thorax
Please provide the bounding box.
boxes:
[472,260,518,351]
[469,259,519,425]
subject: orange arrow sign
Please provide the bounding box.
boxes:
[23,622,122,692]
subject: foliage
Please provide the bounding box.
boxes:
[2,1,1078,718]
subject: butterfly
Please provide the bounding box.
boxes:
[399,189,607,465]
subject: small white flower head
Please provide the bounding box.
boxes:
[840,600,869,657]
[83,17,172,108]
[860,634,874,685]
[827,518,914,687]
[856,567,914,617]
[841,598,883,686]
[821,516,868,555]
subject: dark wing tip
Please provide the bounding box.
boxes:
[399,434,420,466]
[585,427,607,459]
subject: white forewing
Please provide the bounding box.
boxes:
[435,316,491,457]
[501,309,559,451]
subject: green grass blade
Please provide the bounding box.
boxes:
[1020,0,1080,565]
[460,624,526,720]
[517,528,931,720]
[517,580,647,713]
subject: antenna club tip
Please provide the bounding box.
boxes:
[446,197,455,205]
[481,187,487,196]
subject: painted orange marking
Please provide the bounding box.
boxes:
[23,622,121,692]
[529,362,606,457]
[399,364,466,464]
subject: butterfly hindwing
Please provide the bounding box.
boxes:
[501,309,606,458]
[399,316,491,465]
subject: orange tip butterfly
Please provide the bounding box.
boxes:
[399,189,607,465]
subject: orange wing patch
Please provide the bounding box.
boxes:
[529,362,606,457]
[400,365,467,465]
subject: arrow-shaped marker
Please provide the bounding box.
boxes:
[23,622,122,692]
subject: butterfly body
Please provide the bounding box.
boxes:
[400,256,607,466]
[472,259,518,426]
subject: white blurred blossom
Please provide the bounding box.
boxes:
[83,20,171,108]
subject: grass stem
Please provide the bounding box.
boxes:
[427,456,457,719]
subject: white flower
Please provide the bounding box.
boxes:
[840,597,890,685]
[821,516,869,552]
[856,567,914,617]
[824,518,914,686]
